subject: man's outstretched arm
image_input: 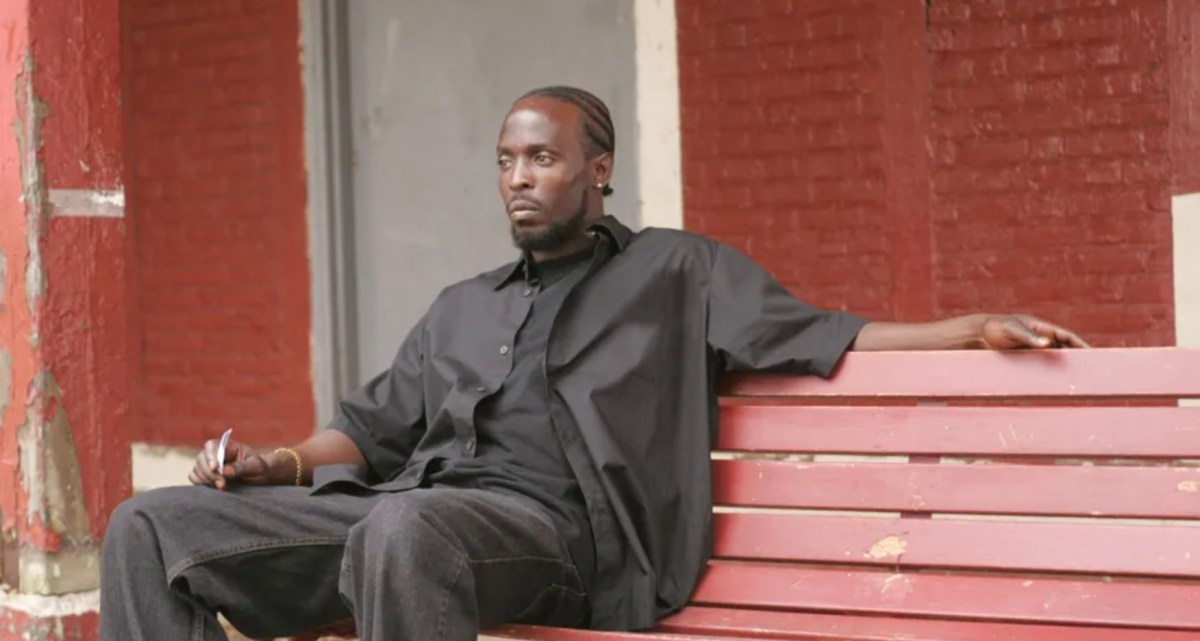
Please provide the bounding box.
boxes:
[852,313,1090,351]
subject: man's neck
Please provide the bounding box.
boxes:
[530,233,597,263]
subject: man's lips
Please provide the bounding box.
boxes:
[508,200,541,221]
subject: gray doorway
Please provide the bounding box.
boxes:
[343,0,641,387]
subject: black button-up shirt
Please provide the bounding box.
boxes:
[316,216,867,631]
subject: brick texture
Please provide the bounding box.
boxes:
[678,0,1175,346]
[678,0,892,317]
[928,0,1172,346]
[125,0,312,446]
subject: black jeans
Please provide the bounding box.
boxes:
[99,484,589,641]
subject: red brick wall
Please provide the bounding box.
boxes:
[679,0,893,318]
[124,0,312,446]
[678,0,1175,346]
[928,0,1171,345]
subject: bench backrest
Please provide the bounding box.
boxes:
[689,348,1200,634]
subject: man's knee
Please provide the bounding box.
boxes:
[345,491,461,560]
[105,486,214,550]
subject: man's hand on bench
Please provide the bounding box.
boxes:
[852,313,1089,352]
[979,314,1090,350]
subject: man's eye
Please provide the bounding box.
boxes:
[534,153,553,164]
[497,158,512,169]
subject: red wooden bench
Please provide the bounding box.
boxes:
[298,347,1200,641]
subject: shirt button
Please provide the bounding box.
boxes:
[499,345,510,355]
[463,438,476,454]
[474,386,486,393]
[523,288,533,297]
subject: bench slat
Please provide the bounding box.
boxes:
[487,626,737,640]
[657,607,1200,641]
[718,406,1200,457]
[713,513,1200,577]
[713,460,1200,518]
[692,562,1200,629]
[723,348,1200,399]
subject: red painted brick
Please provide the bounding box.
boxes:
[125,0,312,446]
[680,0,1174,345]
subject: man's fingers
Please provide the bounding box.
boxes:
[203,439,221,473]
[229,455,267,480]
[1007,318,1050,348]
[1053,326,1090,348]
[1026,318,1091,349]
[191,460,219,487]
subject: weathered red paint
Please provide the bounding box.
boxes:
[27,0,130,546]
[714,512,1200,577]
[0,607,98,641]
[1,6,128,639]
[694,562,1200,629]
[0,0,34,576]
[124,0,313,448]
[31,0,123,189]
[1170,0,1200,193]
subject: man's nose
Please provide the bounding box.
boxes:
[509,158,534,191]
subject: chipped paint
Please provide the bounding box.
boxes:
[14,371,97,594]
[19,547,98,595]
[0,247,6,310]
[14,53,48,340]
[880,573,912,596]
[865,535,908,560]
[17,372,90,540]
[0,349,10,424]
[0,589,98,616]
[47,188,124,218]
[1179,480,1199,493]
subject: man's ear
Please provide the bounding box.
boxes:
[591,153,614,188]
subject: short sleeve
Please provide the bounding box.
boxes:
[705,242,868,377]
[326,312,428,481]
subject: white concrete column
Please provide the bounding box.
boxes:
[634,0,683,230]
[1175,193,1200,348]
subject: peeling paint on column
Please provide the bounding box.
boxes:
[13,53,48,347]
[14,372,98,595]
[0,247,7,310]
[17,373,90,539]
[0,349,11,424]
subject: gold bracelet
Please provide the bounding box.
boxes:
[274,447,304,486]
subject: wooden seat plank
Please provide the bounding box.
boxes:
[486,626,737,640]
[712,512,1200,577]
[713,459,1200,518]
[723,348,1200,399]
[657,607,1200,641]
[691,562,1200,629]
[717,406,1200,457]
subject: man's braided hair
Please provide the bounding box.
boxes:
[518,85,615,196]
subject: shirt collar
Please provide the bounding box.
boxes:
[492,215,632,290]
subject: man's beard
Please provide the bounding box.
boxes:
[510,189,589,253]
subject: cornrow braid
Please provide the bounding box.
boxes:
[518,85,615,196]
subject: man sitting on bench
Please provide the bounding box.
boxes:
[100,85,1087,641]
